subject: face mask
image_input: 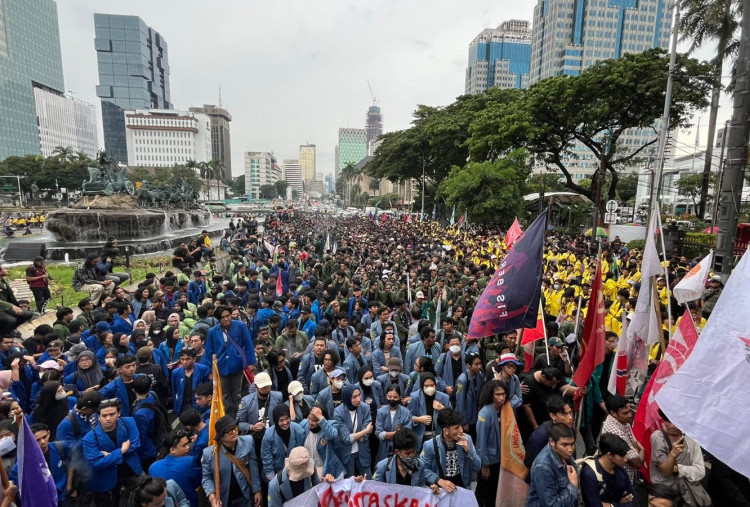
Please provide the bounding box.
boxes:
[362,378,374,387]
[399,455,418,472]
[293,393,304,402]
[423,386,436,396]
[152,330,161,335]
[449,345,461,355]
[389,370,399,378]
[55,391,67,401]
[553,284,560,290]
[333,380,344,390]
[387,399,400,407]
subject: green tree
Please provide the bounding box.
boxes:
[468,49,713,217]
[676,172,720,212]
[438,149,531,225]
[229,176,245,196]
[127,167,152,186]
[680,0,741,218]
[259,184,277,199]
[525,173,566,195]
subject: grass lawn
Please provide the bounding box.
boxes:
[8,255,172,310]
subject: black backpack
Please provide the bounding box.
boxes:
[137,401,170,450]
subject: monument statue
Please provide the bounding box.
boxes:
[82,150,135,196]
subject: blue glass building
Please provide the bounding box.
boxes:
[465,20,531,95]
[0,0,65,160]
[94,14,171,164]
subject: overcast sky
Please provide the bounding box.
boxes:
[56,0,726,179]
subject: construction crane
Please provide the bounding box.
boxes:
[367,80,379,106]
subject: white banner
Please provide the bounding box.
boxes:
[284,478,478,507]
[656,249,750,479]
[673,250,713,304]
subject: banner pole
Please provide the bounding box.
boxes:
[541,297,550,366]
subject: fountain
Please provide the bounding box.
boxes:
[37,152,222,260]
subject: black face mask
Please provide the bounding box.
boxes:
[387,399,400,407]
[398,454,418,472]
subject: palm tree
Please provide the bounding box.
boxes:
[51,146,74,163]
[339,162,360,206]
[369,178,381,196]
[680,0,741,218]
[208,159,224,201]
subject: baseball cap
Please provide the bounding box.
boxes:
[288,380,304,397]
[387,357,402,370]
[255,372,272,388]
[95,321,111,333]
[136,346,154,361]
[548,337,564,347]
[415,291,424,299]
[330,368,345,379]
[39,360,62,370]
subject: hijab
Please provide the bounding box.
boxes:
[357,366,373,396]
[342,384,359,411]
[32,382,69,439]
[113,332,130,354]
[272,404,291,446]
[76,351,104,388]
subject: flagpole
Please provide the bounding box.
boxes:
[406,276,412,307]
[573,296,583,338]
[656,212,673,341]
[212,354,221,499]
[541,297,550,366]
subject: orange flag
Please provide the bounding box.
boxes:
[496,400,529,507]
[208,355,225,443]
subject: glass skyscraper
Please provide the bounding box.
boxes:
[94,13,171,164]
[0,0,65,160]
[465,20,532,94]
[530,0,674,83]
[336,128,367,175]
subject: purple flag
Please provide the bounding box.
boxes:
[467,211,546,339]
[17,417,57,506]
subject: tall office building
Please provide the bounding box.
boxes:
[336,128,367,175]
[34,86,98,158]
[189,104,232,179]
[0,0,65,160]
[530,0,673,83]
[365,106,383,145]
[245,151,280,200]
[95,14,172,165]
[299,144,316,181]
[283,159,303,195]
[465,20,532,94]
[124,109,211,168]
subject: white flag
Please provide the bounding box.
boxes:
[628,213,663,346]
[324,233,331,252]
[656,248,750,479]
[673,250,713,304]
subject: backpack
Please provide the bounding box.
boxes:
[65,412,82,439]
[137,401,170,450]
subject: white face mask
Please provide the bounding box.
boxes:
[362,378,374,387]
[333,380,344,390]
[152,330,161,335]
[293,393,304,402]
[55,391,67,401]
[449,345,461,355]
[423,386,436,396]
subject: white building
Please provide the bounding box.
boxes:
[283,159,303,196]
[245,151,281,200]
[33,86,98,158]
[124,109,212,168]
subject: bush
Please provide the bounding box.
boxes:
[683,232,715,259]
[627,239,645,250]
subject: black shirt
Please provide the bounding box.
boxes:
[332,390,342,408]
[275,368,290,399]
[450,356,462,387]
[182,369,194,413]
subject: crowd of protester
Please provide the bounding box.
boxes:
[0,210,745,507]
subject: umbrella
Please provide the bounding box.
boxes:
[584,227,608,238]
[702,226,718,234]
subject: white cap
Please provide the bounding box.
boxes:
[255,372,272,388]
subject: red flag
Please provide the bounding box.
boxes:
[572,263,606,389]
[632,315,699,482]
[571,264,606,411]
[505,218,523,248]
[521,310,545,373]
[275,273,283,297]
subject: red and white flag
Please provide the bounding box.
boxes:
[521,308,545,372]
[632,314,699,482]
[673,250,713,304]
[656,248,750,479]
[505,218,524,248]
[607,313,630,396]
[275,273,283,297]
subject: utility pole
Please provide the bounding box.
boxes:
[715,0,750,278]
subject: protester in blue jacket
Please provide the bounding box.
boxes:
[407,372,451,450]
[475,380,508,507]
[201,306,256,415]
[286,380,315,423]
[334,384,373,477]
[10,423,69,504]
[419,408,481,493]
[375,385,414,461]
[236,372,282,435]
[261,404,307,481]
[296,336,328,394]
[81,398,142,504]
[268,446,335,507]
[149,431,202,507]
[455,353,485,439]
[171,348,211,415]
[98,355,144,418]
[373,427,433,489]
[132,376,161,467]
[298,406,346,478]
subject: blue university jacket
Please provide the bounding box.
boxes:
[373,455,427,486]
[526,443,579,507]
[98,374,146,417]
[268,468,319,507]
[476,404,501,466]
[201,321,256,376]
[82,417,142,492]
[171,363,211,414]
[455,371,484,426]
[149,453,202,507]
[133,392,160,460]
[374,404,413,461]
[10,440,68,502]
[260,422,307,479]
[299,417,345,478]
[407,390,451,448]
[371,347,403,374]
[237,390,282,433]
[419,433,481,487]
[201,436,260,507]
[334,402,372,468]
